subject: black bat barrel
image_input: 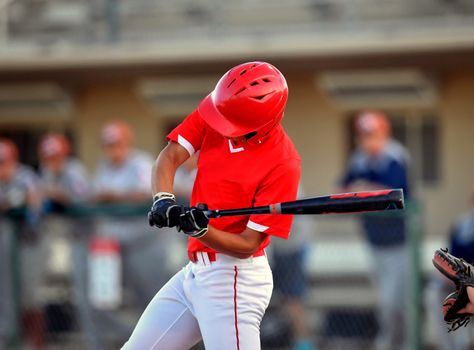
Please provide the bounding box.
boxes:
[280,189,404,215]
[205,189,404,218]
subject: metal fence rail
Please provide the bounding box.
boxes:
[2,0,474,47]
[1,203,423,350]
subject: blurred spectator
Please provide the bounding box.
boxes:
[94,121,151,203]
[81,120,169,347]
[339,111,411,350]
[38,133,90,209]
[0,138,42,213]
[38,133,92,348]
[0,138,45,349]
[425,184,474,350]
[271,187,315,350]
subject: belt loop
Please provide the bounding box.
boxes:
[203,252,211,265]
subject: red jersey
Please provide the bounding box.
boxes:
[167,110,301,254]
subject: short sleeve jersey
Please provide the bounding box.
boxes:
[0,164,40,208]
[167,110,301,254]
[94,150,153,194]
[40,158,90,202]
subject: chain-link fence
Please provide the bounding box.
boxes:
[1,204,423,350]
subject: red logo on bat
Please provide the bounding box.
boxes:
[330,190,392,199]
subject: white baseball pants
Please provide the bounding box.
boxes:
[121,253,273,350]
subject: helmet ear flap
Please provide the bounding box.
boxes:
[246,111,284,145]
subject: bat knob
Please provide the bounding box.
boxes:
[204,209,220,219]
[196,203,209,211]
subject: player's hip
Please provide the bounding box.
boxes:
[188,253,272,287]
[187,257,273,314]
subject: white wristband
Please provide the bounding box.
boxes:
[189,228,208,239]
[153,192,176,202]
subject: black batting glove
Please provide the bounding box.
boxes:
[148,192,182,228]
[178,203,209,238]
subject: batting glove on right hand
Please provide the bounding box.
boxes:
[432,248,474,331]
[148,192,182,228]
[178,203,209,238]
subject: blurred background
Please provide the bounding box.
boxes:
[0,0,474,349]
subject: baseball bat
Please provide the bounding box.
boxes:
[205,189,404,218]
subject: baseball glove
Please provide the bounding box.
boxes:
[432,248,474,331]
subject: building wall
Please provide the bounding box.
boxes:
[76,80,160,172]
[427,70,474,237]
[285,69,474,239]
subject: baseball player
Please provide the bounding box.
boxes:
[122,61,301,350]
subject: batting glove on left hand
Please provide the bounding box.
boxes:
[178,203,209,238]
[148,192,182,228]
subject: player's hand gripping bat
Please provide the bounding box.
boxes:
[204,189,404,218]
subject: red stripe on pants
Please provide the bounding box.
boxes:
[233,266,240,350]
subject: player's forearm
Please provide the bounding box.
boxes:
[152,142,189,195]
[198,226,264,259]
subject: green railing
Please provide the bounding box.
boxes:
[408,202,423,350]
[3,202,424,350]
[362,201,423,350]
[3,203,150,350]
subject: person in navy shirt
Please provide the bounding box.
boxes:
[449,185,474,264]
[340,110,411,350]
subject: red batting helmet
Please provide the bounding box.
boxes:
[198,61,288,140]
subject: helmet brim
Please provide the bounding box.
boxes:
[198,94,254,138]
